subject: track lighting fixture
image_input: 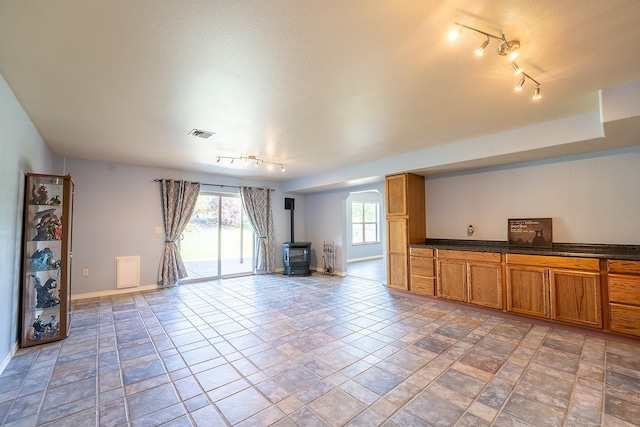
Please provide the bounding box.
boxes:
[449,22,542,100]
[216,155,285,172]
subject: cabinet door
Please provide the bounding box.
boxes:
[385,174,407,217]
[437,259,467,302]
[468,262,503,309]
[550,269,602,328]
[387,219,408,290]
[506,266,549,318]
[610,303,640,337]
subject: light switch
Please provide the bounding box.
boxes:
[82,269,89,277]
[155,226,163,234]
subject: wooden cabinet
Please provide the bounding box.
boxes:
[607,260,640,337]
[506,254,602,328]
[385,173,425,291]
[436,250,502,308]
[409,247,435,296]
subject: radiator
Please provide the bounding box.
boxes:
[115,256,140,289]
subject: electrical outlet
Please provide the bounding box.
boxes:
[154,226,163,234]
[82,269,89,277]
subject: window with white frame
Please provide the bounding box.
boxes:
[351,201,379,244]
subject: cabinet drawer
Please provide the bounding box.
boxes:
[507,254,599,271]
[610,303,640,337]
[437,250,501,263]
[410,247,433,257]
[609,274,640,305]
[411,276,435,296]
[608,260,640,275]
[410,256,434,277]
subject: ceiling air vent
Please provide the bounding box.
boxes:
[189,129,214,138]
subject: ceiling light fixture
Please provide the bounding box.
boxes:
[449,22,542,100]
[216,155,285,172]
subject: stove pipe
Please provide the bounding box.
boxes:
[284,197,295,242]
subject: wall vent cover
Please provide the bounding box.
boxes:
[189,129,214,138]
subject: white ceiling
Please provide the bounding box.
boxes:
[2,1,640,188]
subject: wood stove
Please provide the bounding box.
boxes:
[282,242,311,276]
[283,197,311,276]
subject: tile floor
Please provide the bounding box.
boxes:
[1,274,639,426]
[346,259,385,283]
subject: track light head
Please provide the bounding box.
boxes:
[475,38,490,57]
[448,26,461,41]
[511,63,524,75]
[515,78,525,91]
[533,85,541,100]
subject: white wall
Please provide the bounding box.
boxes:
[305,190,346,274]
[425,147,640,244]
[0,73,53,371]
[53,157,305,297]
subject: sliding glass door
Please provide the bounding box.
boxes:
[180,192,255,281]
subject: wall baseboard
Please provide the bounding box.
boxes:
[0,340,19,376]
[347,256,384,263]
[312,266,346,277]
[71,283,158,301]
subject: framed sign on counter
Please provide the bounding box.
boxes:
[508,218,552,248]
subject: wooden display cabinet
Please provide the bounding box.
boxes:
[20,173,74,347]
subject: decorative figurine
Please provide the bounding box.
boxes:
[49,195,61,205]
[31,184,49,205]
[30,248,60,270]
[33,275,59,308]
[32,209,62,241]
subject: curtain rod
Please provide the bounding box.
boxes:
[153,179,274,191]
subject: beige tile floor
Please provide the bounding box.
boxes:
[1,274,639,426]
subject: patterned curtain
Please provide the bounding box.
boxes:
[240,187,276,273]
[158,180,201,286]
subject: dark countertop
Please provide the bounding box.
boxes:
[410,239,640,261]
